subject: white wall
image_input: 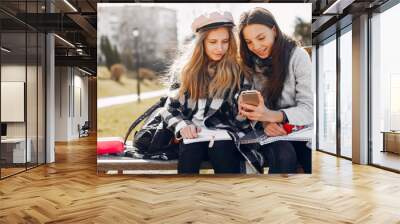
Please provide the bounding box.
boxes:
[55,66,69,141]
[1,64,46,163]
[54,67,89,141]
[1,65,29,138]
[1,65,25,129]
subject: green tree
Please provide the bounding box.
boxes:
[100,35,121,69]
[113,45,121,63]
[293,17,311,47]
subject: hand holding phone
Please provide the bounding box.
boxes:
[240,90,260,106]
[239,90,268,122]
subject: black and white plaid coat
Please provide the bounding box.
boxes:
[159,76,265,173]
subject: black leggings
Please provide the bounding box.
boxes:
[261,141,311,174]
[292,141,312,174]
[178,140,242,174]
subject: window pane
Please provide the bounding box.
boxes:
[318,36,337,154]
[340,29,352,158]
[38,32,45,165]
[27,31,38,169]
[1,31,28,178]
[371,3,400,171]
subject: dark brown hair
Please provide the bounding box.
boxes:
[239,7,297,109]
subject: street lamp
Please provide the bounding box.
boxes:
[132,28,141,103]
[132,29,139,38]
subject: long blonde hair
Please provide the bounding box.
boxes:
[169,27,241,101]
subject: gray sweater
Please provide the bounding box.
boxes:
[253,47,313,126]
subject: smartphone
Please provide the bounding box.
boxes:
[241,90,260,106]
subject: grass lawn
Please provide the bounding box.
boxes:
[97,97,160,138]
[98,78,166,98]
[97,66,167,98]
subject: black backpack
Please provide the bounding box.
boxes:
[123,97,179,160]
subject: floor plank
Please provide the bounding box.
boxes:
[0,135,400,223]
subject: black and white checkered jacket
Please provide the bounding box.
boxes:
[159,76,251,136]
[159,76,265,173]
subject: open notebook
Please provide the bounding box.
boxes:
[240,127,313,145]
[183,128,231,144]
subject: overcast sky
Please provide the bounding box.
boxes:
[99,3,311,45]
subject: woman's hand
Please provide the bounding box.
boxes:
[239,91,284,123]
[180,125,201,139]
[239,91,268,122]
[263,122,287,137]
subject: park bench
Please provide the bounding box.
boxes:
[97,145,257,174]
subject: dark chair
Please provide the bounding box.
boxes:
[79,121,90,138]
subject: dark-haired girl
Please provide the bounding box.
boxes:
[237,7,313,174]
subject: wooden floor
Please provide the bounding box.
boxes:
[1,167,26,178]
[1,135,400,223]
[1,163,46,178]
